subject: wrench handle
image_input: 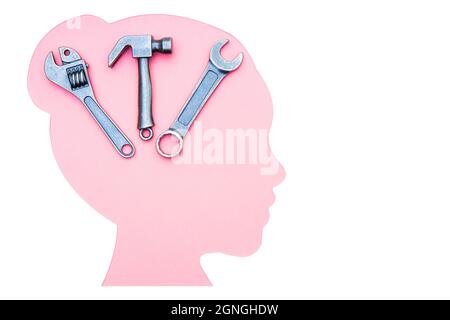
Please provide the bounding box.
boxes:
[171,63,226,137]
[138,58,154,135]
[83,96,135,158]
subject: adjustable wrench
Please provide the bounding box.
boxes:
[156,39,243,158]
[44,47,135,158]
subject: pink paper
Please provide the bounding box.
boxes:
[28,15,285,286]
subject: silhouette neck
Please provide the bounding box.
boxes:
[103,223,211,286]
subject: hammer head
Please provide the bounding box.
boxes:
[108,35,172,67]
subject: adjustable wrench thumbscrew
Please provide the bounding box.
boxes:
[44,47,135,158]
[108,35,172,141]
[157,39,243,158]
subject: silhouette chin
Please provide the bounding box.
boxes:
[224,232,264,258]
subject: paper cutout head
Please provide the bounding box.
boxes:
[28,15,285,285]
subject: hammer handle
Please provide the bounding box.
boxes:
[138,58,154,130]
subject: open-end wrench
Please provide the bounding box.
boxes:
[44,47,135,158]
[156,39,243,158]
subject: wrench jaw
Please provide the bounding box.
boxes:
[59,46,82,65]
[44,48,94,101]
[44,52,72,93]
[210,39,243,72]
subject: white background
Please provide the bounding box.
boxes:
[1,0,450,299]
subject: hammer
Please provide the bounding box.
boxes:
[108,35,172,141]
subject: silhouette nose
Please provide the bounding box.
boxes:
[274,162,286,186]
[261,155,285,186]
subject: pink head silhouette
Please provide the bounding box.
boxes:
[28,15,284,286]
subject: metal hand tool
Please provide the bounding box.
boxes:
[44,47,135,158]
[108,35,172,141]
[156,39,243,158]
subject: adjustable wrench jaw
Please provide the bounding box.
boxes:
[44,47,94,101]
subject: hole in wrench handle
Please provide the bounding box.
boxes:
[83,96,135,158]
